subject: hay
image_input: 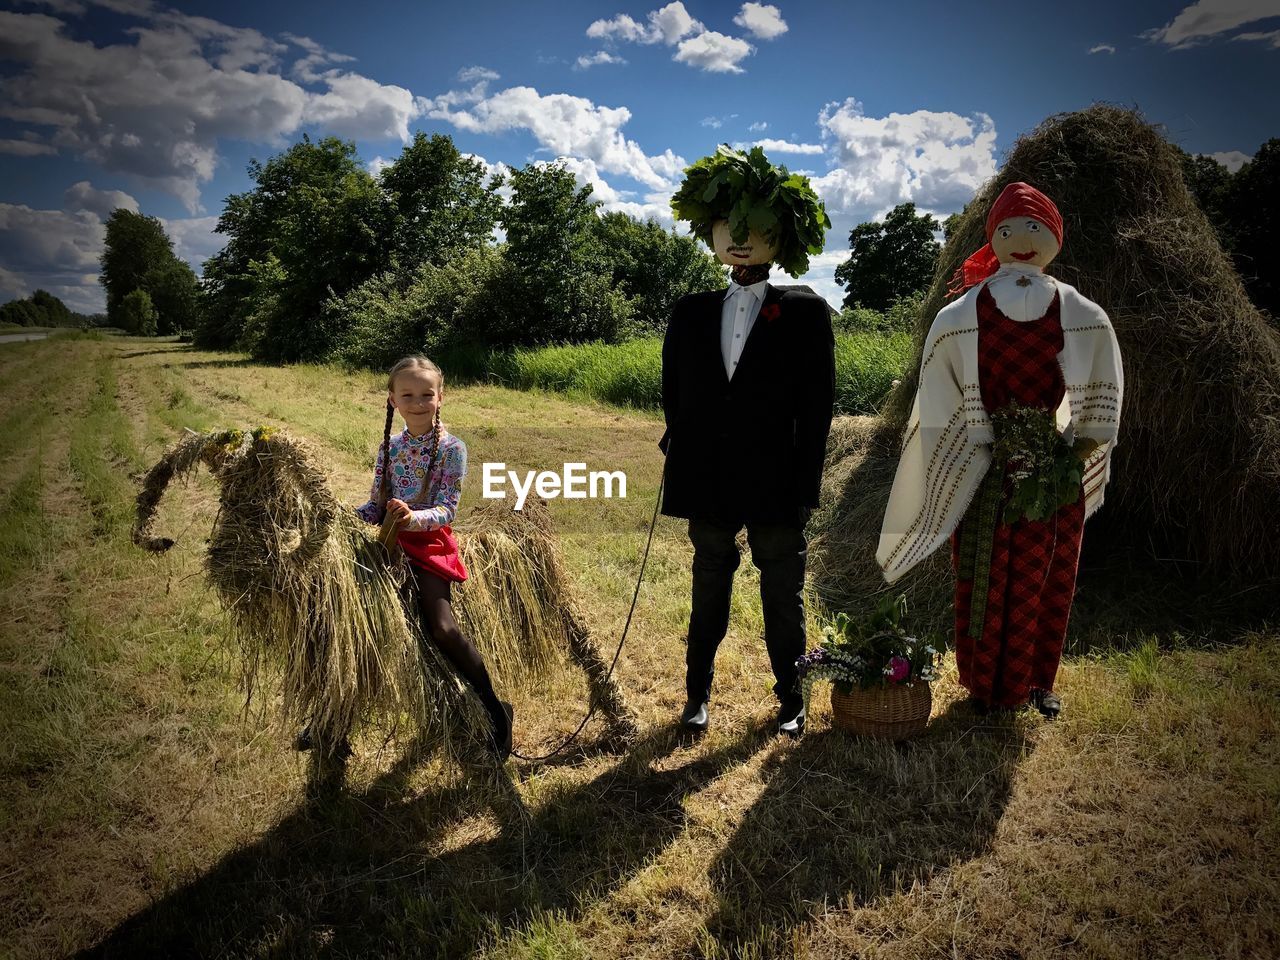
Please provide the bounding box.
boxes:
[135,429,641,757]
[455,498,641,744]
[809,416,954,640]
[134,428,485,760]
[883,105,1280,580]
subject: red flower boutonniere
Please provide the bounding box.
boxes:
[760,303,781,323]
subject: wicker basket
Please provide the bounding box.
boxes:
[830,682,932,740]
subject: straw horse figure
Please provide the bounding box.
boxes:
[133,428,641,788]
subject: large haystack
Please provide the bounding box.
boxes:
[815,106,1280,623]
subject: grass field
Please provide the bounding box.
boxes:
[1,336,1277,959]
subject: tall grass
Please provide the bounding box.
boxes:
[449,332,912,414]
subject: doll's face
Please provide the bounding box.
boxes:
[712,219,779,267]
[990,216,1060,269]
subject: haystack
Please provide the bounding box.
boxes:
[134,428,639,762]
[814,106,1280,627]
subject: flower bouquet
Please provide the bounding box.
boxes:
[990,403,1084,524]
[796,594,942,740]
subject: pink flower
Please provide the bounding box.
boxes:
[888,656,910,684]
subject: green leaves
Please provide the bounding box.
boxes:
[991,404,1086,524]
[670,143,832,277]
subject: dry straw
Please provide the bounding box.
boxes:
[134,427,486,760]
[814,106,1280,627]
[134,428,640,758]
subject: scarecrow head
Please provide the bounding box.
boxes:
[950,181,1065,295]
[670,144,831,278]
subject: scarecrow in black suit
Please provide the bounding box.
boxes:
[661,145,835,737]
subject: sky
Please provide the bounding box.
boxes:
[1,0,1278,314]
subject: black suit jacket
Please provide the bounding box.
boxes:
[659,283,836,524]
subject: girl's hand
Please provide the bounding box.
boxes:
[386,498,413,529]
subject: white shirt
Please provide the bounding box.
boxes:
[985,261,1057,322]
[720,279,767,378]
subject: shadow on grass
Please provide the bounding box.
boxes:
[702,697,1029,956]
[176,358,261,370]
[78,723,773,959]
[114,347,197,360]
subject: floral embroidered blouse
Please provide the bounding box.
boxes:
[354,428,467,531]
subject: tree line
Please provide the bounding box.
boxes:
[90,131,1276,354]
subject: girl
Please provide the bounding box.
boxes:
[877,182,1123,717]
[355,355,513,757]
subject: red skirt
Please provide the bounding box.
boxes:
[398,526,468,583]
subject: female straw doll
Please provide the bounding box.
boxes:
[877,182,1123,717]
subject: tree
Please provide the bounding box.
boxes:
[1220,139,1280,319]
[144,258,199,335]
[497,162,630,345]
[198,135,389,360]
[835,203,941,311]
[379,132,503,271]
[120,288,158,336]
[0,298,41,327]
[591,211,725,332]
[100,210,174,323]
[1179,149,1233,243]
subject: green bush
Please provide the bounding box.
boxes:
[835,293,923,335]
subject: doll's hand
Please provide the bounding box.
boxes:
[1072,437,1100,461]
[386,498,413,529]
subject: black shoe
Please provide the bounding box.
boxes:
[777,701,805,738]
[490,701,514,760]
[1031,688,1062,720]
[680,699,709,733]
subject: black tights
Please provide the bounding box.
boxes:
[413,567,504,721]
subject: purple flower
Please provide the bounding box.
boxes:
[888,656,910,684]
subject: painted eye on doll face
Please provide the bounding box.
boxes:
[991,216,1059,269]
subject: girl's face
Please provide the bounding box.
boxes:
[389,367,443,436]
[990,216,1060,269]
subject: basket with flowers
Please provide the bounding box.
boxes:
[796,594,942,740]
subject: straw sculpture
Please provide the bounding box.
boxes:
[134,428,640,765]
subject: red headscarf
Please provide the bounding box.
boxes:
[947,182,1064,296]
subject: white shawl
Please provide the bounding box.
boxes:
[876,272,1124,584]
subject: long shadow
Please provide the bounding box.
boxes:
[78,723,772,959]
[114,347,196,360]
[176,358,260,370]
[703,698,1030,955]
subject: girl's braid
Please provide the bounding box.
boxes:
[376,399,395,521]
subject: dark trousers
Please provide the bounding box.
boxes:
[685,517,808,709]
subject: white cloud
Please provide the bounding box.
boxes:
[812,98,997,225]
[63,180,139,218]
[754,138,824,155]
[1144,0,1280,48]
[749,120,768,132]
[0,265,32,301]
[0,8,427,212]
[789,249,849,309]
[458,65,500,83]
[575,50,627,69]
[1209,149,1252,171]
[1233,27,1280,45]
[0,201,106,312]
[587,2,703,44]
[368,155,392,175]
[160,214,226,271]
[587,3,761,72]
[674,30,754,73]
[733,3,788,39]
[1089,43,1117,54]
[0,138,57,156]
[649,1,704,43]
[423,84,685,191]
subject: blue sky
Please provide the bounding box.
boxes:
[1,0,1278,313]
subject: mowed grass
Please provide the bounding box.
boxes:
[0,337,1275,960]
